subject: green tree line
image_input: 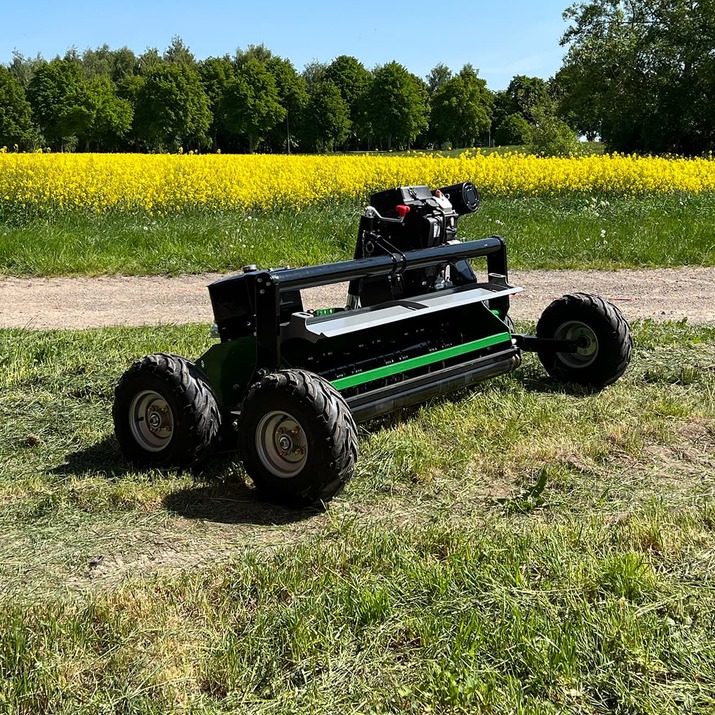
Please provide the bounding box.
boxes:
[2,0,714,156]
[0,38,568,154]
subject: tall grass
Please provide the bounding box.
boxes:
[4,513,715,714]
[0,193,713,276]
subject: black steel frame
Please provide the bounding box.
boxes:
[253,236,510,374]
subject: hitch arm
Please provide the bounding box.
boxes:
[513,334,586,354]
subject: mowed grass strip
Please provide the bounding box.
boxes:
[0,320,714,713]
[1,193,714,277]
[4,513,715,715]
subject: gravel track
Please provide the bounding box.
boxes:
[0,267,712,330]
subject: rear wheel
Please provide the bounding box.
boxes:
[536,293,632,388]
[113,353,221,467]
[238,369,358,505]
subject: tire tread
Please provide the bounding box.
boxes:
[536,293,633,387]
[239,369,358,504]
[113,352,220,467]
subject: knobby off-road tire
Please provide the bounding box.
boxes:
[536,293,633,388]
[113,353,221,468]
[238,369,358,505]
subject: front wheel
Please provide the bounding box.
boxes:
[113,353,221,467]
[536,293,633,388]
[238,369,358,505]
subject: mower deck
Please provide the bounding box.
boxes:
[285,280,523,342]
[113,181,633,506]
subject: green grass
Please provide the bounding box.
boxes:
[1,320,714,713]
[478,193,715,268]
[1,193,714,277]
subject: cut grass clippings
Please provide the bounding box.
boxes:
[0,319,714,713]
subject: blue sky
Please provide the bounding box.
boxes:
[1,0,573,91]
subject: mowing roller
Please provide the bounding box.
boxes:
[113,182,633,504]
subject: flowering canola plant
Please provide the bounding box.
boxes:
[1,151,714,216]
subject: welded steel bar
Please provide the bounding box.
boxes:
[269,237,507,292]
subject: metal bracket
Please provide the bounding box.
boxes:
[254,272,282,372]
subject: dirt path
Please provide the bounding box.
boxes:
[0,267,713,329]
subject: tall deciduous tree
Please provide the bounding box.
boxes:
[430,65,493,148]
[301,80,350,151]
[26,58,133,151]
[493,113,532,146]
[109,47,140,84]
[81,45,138,84]
[234,44,273,68]
[82,76,133,149]
[501,75,551,123]
[367,61,429,150]
[264,55,307,153]
[493,75,561,147]
[134,62,210,150]
[0,66,34,148]
[198,55,235,150]
[46,76,130,150]
[220,57,285,152]
[557,0,715,153]
[80,44,115,79]
[163,36,195,66]
[324,55,370,147]
[302,61,328,89]
[325,56,370,110]
[116,73,144,150]
[138,48,163,75]
[27,59,83,149]
[9,51,43,89]
[427,63,452,94]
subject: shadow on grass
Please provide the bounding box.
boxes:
[52,437,320,526]
[52,435,135,478]
[517,373,600,396]
[503,362,606,396]
[162,477,321,526]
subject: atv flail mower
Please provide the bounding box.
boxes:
[113,182,633,504]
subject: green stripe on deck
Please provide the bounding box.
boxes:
[331,332,512,391]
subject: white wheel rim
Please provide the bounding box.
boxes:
[555,321,599,368]
[129,390,175,452]
[255,410,308,478]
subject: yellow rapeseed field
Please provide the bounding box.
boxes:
[1,151,714,215]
